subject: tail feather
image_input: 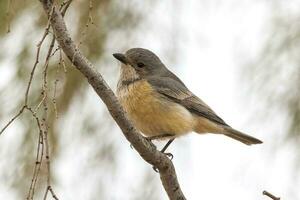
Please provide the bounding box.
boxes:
[223,127,263,145]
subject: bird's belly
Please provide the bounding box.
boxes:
[117,80,194,137]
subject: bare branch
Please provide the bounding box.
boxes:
[24,6,54,106]
[78,0,94,47]
[6,0,12,33]
[1,1,73,199]
[0,106,25,135]
[41,35,54,200]
[48,186,59,200]
[26,106,44,200]
[263,190,281,200]
[39,0,186,199]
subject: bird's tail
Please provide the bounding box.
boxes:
[223,127,263,145]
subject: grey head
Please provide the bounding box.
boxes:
[113,48,168,78]
[113,48,187,89]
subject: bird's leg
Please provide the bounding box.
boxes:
[161,138,175,159]
[132,133,176,172]
[145,134,175,157]
[152,138,175,172]
[161,138,175,153]
[146,134,175,159]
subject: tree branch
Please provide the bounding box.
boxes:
[263,190,280,200]
[38,0,186,199]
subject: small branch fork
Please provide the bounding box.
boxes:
[38,0,186,199]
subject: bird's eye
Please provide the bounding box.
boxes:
[137,62,145,68]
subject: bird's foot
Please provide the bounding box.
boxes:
[152,152,174,172]
[146,135,175,159]
[152,166,159,172]
[140,135,176,172]
[152,148,174,172]
[163,152,174,160]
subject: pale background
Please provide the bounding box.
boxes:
[0,0,299,199]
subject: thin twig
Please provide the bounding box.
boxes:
[49,186,59,200]
[59,49,67,73]
[0,106,25,135]
[34,1,71,113]
[1,1,73,200]
[78,0,94,48]
[43,187,49,200]
[25,8,55,198]
[34,93,47,112]
[41,35,54,200]
[26,106,44,200]
[52,79,59,119]
[49,46,60,58]
[88,0,94,25]
[52,58,60,119]
[39,1,74,198]
[263,190,281,200]
[24,6,54,106]
[6,0,12,33]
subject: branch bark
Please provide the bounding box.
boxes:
[39,0,186,199]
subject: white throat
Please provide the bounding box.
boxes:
[118,64,140,83]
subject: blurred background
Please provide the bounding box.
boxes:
[0,0,299,199]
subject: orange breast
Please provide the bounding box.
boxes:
[117,80,194,138]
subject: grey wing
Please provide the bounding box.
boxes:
[147,75,229,126]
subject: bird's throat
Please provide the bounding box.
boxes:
[117,64,140,87]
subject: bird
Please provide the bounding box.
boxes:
[113,48,262,153]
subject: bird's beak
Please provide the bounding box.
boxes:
[113,53,128,65]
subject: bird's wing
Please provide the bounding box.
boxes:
[147,76,229,126]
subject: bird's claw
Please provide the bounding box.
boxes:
[164,152,174,160]
[151,152,173,172]
[152,166,159,173]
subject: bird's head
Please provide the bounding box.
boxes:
[113,48,167,79]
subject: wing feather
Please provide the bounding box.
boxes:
[147,75,229,126]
